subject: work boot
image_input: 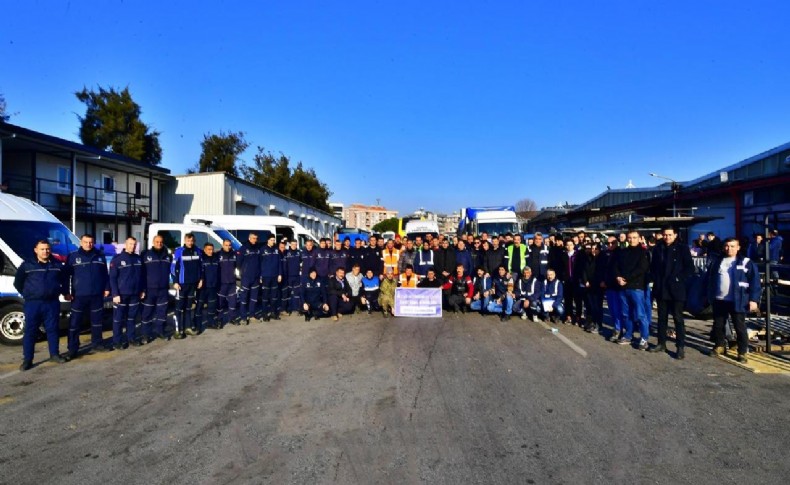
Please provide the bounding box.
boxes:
[130,340,143,347]
[271,313,280,320]
[92,343,111,353]
[676,347,685,360]
[50,354,67,364]
[304,313,312,322]
[19,360,33,371]
[185,328,197,336]
[67,350,78,360]
[173,332,186,340]
[737,353,748,363]
[710,346,726,356]
[649,343,667,353]
[262,315,271,322]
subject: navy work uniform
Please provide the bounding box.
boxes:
[109,250,144,348]
[302,271,329,321]
[300,245,318,287]
[236,241,261,323]
[14,257,67,366]
[218,248,238,326]
[65,247,109,354]
[196,251,220,330]
[171,243,203,336]
[140,246,172,339]
[260,237,283,320]
[283,244,302,313]
[315,244,331,282]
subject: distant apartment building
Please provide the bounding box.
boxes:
[437,211,461,235]
[328,202,344,223]
[344,203,398,231]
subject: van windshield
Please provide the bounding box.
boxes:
[0,220,80,263]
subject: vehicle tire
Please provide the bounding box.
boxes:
[0,303,26,346]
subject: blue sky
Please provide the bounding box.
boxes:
[2,0,789,216]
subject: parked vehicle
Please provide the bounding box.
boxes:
[0,193,80,345]
[336,227,370,245]
[183,215,317,248]
[148,220,241,252]
[404,220,440,241]
[458,206,519,237]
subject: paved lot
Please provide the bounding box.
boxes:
[1,312,789,485]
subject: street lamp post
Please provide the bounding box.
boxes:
[649,173,679,218]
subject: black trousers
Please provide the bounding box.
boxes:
[328,294,355,316]
[711,300,748,355]
[657,299,686,347]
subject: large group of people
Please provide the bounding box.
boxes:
[14,226,782,371]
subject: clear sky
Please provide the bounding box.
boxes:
[2,0,789,216]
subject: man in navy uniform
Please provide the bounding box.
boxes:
[302,267,329,321]
[315,238,332,283]
[217,239,238,327]
[109,237,144,349]
[236,232,261,325]
[196,242,220,331]
[283,239,303,315]
[141,234,172,341]
[15,240,68,371]
[260,233,283,321]
[65,234,109,357]
[171,233,203,338]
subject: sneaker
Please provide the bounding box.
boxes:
[271,313,280,320]
[648,343,667,353]
[185,328,197,336]
[173,333,186,340]
[617,336,631,346]
[710,346,725,356]
[331,316,339,322]
[19,360,33,371]
[50,354,67,364]
[609,332,621,342]
[638,339,649,351]
[737,353,748,363]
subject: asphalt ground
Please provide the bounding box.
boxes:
[1,311,789,485]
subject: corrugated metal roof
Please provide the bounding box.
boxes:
[682,140,790,188]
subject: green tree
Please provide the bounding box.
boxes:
[372,217,399,234]
[240,146,332,212]
[195,131,248,177]
[75,86,162,164]
[0,93,10,122]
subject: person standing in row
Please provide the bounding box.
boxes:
[65,234,109,357]
[260,234,283,321]
[649,226,694,359]
[217,239,238,327]
[141,235,172,341]
[171,233,203,338]
[237,233,261,325]
[16,240,68,371]
[283,240,302,315]
[196,242,220,331]
[109,237,144,349]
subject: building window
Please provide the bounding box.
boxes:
[57,166,71,191]
[744,191,754,207]
[102,175,115,193]
[135,181,143,199]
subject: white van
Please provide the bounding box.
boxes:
[183,214,318,248]
[147,220,242,252]
[0,193,80,345]
[404,220,440,241]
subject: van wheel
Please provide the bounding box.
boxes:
[0,303,26,345]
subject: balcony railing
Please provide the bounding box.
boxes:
[4,175,154,220]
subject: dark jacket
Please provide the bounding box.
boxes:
[329,248,349,275]
[415,248,435,276]
[704,254,761,312]
[201,253,220,288]
[543,279,563,301]
[218,249,237,285]
[109,251,144,296]
[328,275,352,298]
[516,276,543,303]
[300,247,318,278]
[615,246,650,290]
[65,248,109,297]
[236,241,261,282]
[315,247,332,278]
[141,247,172,290]
[364,246,384,276]
[172,245,203,285]
[284,248,302,279]
[526,243,551,280]
[454,248,473,276]
[260,244,282,278]
[14,259,67,300]
[484,246,506,276]
[651,241,694,301]
[302,277,328,307]
[434,247,457,279]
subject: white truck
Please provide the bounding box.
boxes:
[0,193,81,345]
[183,214,318,248]
[458,206,519,237]
[404,219,440,240]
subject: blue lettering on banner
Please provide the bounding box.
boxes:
[394,288,442,318]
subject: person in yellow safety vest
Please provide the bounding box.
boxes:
[399,264,419,288]
[382,239,400,276]
[505,234,528,276]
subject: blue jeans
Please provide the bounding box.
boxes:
[621,289,648,340]
[605,289,623,332]
[470,296,491,312]
[487,296,514,315]
[643,286,653,327]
